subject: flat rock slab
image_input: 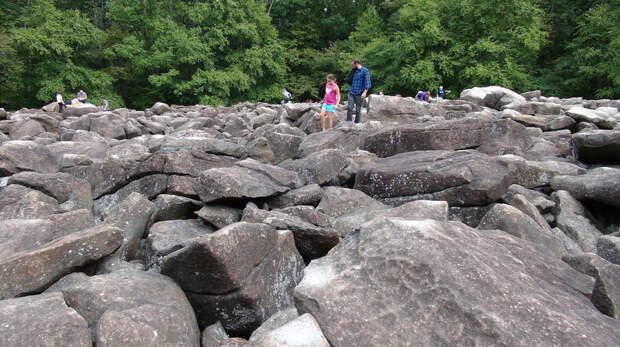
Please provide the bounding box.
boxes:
[0,224,123,299]
[460,86,525,109]
[573,130,620,164]
[551,168,620,208]
[0,292,91,347]
[354,150,511,206]
[294,218,617,347]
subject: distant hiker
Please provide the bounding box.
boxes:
[320,74,340,131]
[347,59,371,123]
[437,86,450,99]
[77,90,87,103]
[101,99,110,111]
[416,90,427,101]
[55,90,65,113]
[282,88,292,104]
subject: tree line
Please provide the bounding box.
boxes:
[0,0,618,110]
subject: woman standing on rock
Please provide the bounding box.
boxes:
[320,74,340,131]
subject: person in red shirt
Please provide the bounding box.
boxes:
[320,74,340,131]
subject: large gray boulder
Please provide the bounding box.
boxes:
[0,140,59,175]
[0,184,61,220]
[551,167,620,208]
[8,171,92,212]
[104,192,155,260]
[47,269,201,347]
[145,219,214,268]
[363,119,484,157]
[566,107,617,129]
[299,122,382,157]
[160,222,304,335]
[294,218,616,347]
[279,148,348,185]
[597,236,620,265]
[501,101,562,115]
[507,113,575,131]
[552,190,603,252]
[460,86,526,109]
[249,313,330,347]
[573,130,620,164]
[195,159,301,203]
[355,150,511,206]
[366,94,445,121]
[0,224,123,299]
[266,184,324,209]
[0,292,91,347]
[94,174,167,217]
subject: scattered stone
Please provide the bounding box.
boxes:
[597,236,620,265]
[551,167,620,208]
[266,184,324,209]
[195,204,242,229]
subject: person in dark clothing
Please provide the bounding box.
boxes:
[55,90,65,113]
[346,59,372,123]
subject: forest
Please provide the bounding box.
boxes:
[0,0,618,110]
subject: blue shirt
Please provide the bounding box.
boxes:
[349,66,372,95]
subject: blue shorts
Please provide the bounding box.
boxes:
[322,104,336,112]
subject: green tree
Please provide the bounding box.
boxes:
[0,0,119,109]
[104,0,285,108]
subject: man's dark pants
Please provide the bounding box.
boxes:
[347,93,363,123]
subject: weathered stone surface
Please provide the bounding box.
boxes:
[367,94,445,121]
[249,313,330,347]
[247,308,299,344]
[242,203,340,260]
[0,292,91,347]
[566,107,617,129]
[64,104,100,116]
[496,155,586,188]
[160,223,304,335]
[94,174,167,217]
[508,194,551,231]
[460,86,526,109]
[202,321,229,347]
[592,261,620,318]
[299,122,382,157]
[552,190,603,252]
[294,218,614,347]
[8,171,92,212]
[501,101,562,115]
[195,160,301,203]
[145,219,214,267]
[507,113,575,131]
[195,205,242,229]
[478,204,565,258]
[448,206,492,228]
[149,194,201,226]
[266,184,324,209]
[279,149,348,185]
[551,167,620,208]
[355,150,511,206]
[47,269,200,346]
[0,184,61,220]
[362,119,484,157]
[597,236,620,265]
[9,119,46,140]
[502,184,555,213]
[316,186,387,218]
[0,140,58,175]
[167,175,198,198]
[150,102,171,115]
[573,130,620,164]
[477,119,534,157]
[0,224,123,299]
[104,192,155,260]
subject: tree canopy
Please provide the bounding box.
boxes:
[0,0,618,110]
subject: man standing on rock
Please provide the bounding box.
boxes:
[347,59,372,123]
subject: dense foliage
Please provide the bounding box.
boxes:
[0,0,618,109]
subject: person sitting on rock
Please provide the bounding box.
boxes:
[320,74,340,132]
[55,90,65,113]
[77,90,87,103]
[437,85,451,99]
[282,88,292,104]
[416,90,427,101]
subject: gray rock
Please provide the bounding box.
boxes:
[266,184,324,209]
[242,203,340,260]
[367,94,446,121]
[94,174,167,218]
[149,194,202,226]
[507,113,575,131]
[279,149,348,185]
[8,171,93,212]
[448,206,493,228]
[478,204,565,258]
[195,205,242,229]
[150,102,171,115]
[160,223,304,335]
[355,150,511,206]
[477,119,534,157]
[294,218,614,347]
[316,186,387,218]
[592,261,620,318]
[0,184,61,220]
[248,308,299,344]
[0,292,91,347]
[202,321,229,347]
[249,313,330,347]
[502,184,555,213]
[552,190,603,252]
[597,236,620,265]
[47,269,200,347]
[508,194,551,231]
[566,107,616,129]
[362,119,484,157]
[573,130,620,164]
[0,140,58,175]
[0,224,123,299]
[496,155,586,188]
[9,119,46,140]
[146,219,214,268]
[501,101,562,115]
[299,122,382,157]
[104,192,155,260]
[460,86,526,109]
[551,167,620,208]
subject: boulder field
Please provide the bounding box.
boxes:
[1,86,620,346]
